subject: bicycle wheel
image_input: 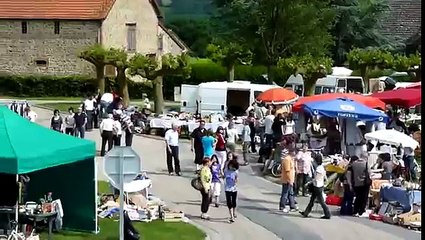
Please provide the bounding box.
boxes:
[271,164,281,177]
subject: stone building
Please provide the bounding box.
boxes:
[0,0,188,76]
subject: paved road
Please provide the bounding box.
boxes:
[34,107,420,240]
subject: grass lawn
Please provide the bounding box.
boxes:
[39,180,205,240]
[39,218,205,240]
[37,102,82,112]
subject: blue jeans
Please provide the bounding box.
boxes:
[340,184,354,215]
[75,126,85,139]
[279,183,296,210]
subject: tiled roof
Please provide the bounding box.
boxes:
[381,0,422,42]
[0,0,116,20]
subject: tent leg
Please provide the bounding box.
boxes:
[94,158,99,234]
[15,174,19,231]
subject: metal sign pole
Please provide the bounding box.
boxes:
[119,151,124,240]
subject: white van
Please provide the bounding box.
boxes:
[284,74,365,96]
[180,81,278,116]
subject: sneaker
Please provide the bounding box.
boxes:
[282,208,289,213]
[353,213,360,217]
[201,214,210,220]
[214,203,219,208]
[229,218,235,223]
[290,207,299,212]
[299,211,308,218]
[176,172,181,176]
[169,172,174,176]
[320,215,331,219]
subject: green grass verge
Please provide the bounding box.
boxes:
[39,218,206,240]
[38,180,205,240]
[37,103,82,112]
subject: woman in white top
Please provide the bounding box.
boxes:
[225,123,239,153]
[284,113,295,136]
[300,154,331,219]
[113,115,122,146]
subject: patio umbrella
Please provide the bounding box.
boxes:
[302,98,388,122]
[405,82,421,89]
[365,129,419,149]
[256,87,299,104]
[292,93,386,112]
[371,88,421,108]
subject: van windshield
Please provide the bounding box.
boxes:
[314,86,322,95]
[346,78,364,93]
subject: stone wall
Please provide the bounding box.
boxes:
[0,20,100,76]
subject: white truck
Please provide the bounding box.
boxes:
[180,81,278,116]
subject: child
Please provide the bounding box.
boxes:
[210,155,222,207]
[224,159,239,223]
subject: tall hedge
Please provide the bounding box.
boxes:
[0,75,154,99]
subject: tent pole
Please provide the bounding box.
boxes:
[15,174,19,231]
[94,158,99,234]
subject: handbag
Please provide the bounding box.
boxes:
[191,177,203,191]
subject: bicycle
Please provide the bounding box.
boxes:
[0,220,36,240]
[270,162,281,177]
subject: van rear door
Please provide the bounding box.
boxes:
[181,84,199,113]
[198,85,227,116]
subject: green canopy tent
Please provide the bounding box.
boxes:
[0,105,97,232]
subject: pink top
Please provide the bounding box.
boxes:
[295,151,312,176]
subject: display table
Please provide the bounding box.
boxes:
[22,212,57,240]
[380,186,421,212]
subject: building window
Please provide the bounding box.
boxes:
[54,21,60,34]
[126,23,137,52]
[158,34,164,51]
[21,21,27,34]
[35,59,48,67]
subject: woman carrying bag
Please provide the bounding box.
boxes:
[300,154,331,219]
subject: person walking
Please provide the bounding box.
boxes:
[210,155,222,207]
[84,95,96,130]
[113,114,122,146]
[224,158,239,223]
[74,107,87,138]
[24,106,37,122]
[190,120,206,171]
[300,154,331,219]
[242,119,251,165]
[264,109,275,147]
[120,110,135,147]
[215,126,227,171]
[272,113,285,146]
[340,156,355,216]
[350,154,371,217]
[50,109,64,132]
[100,114,115,156]
[295,145,313,197]
[279,147,297,213]
[202,129,216,159]
[200,157,212,220]
[164,123,181,176]
[225,122,238,153]
[65,107,76,136]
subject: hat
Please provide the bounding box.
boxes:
[356,121,365,127]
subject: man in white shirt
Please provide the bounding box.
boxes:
[264,109,275,147]
[84,95,97,130]
[242,119,251,165]
[99,114,115,156]
[165,123,181,176]
[24,107,37,122]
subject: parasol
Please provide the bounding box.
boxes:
[371,87,421,108]
[365,129,419,149]
[293,93,386,112]
[256,87,299,104]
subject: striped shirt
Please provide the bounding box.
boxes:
[120,111,134,133]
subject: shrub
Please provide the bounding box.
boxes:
[0,75,153,99]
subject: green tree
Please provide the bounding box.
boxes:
[206,42,252,82]
[129,53,191,113]
[79,44,108,94]
[214,0,335,81]
[391,53,422,81]
[167,19,213,57]
[277,55,333,96]
[346,48,393,92]
[331,0,394,64]
[106,48,131,107]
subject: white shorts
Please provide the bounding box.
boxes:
[211,182,221,197]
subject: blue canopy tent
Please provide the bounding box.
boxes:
[300,98,389,156]
[301,98,388,122]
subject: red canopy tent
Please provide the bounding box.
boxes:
[292,93,386,112]
[371,88,421,108]
[405,82,421,89]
